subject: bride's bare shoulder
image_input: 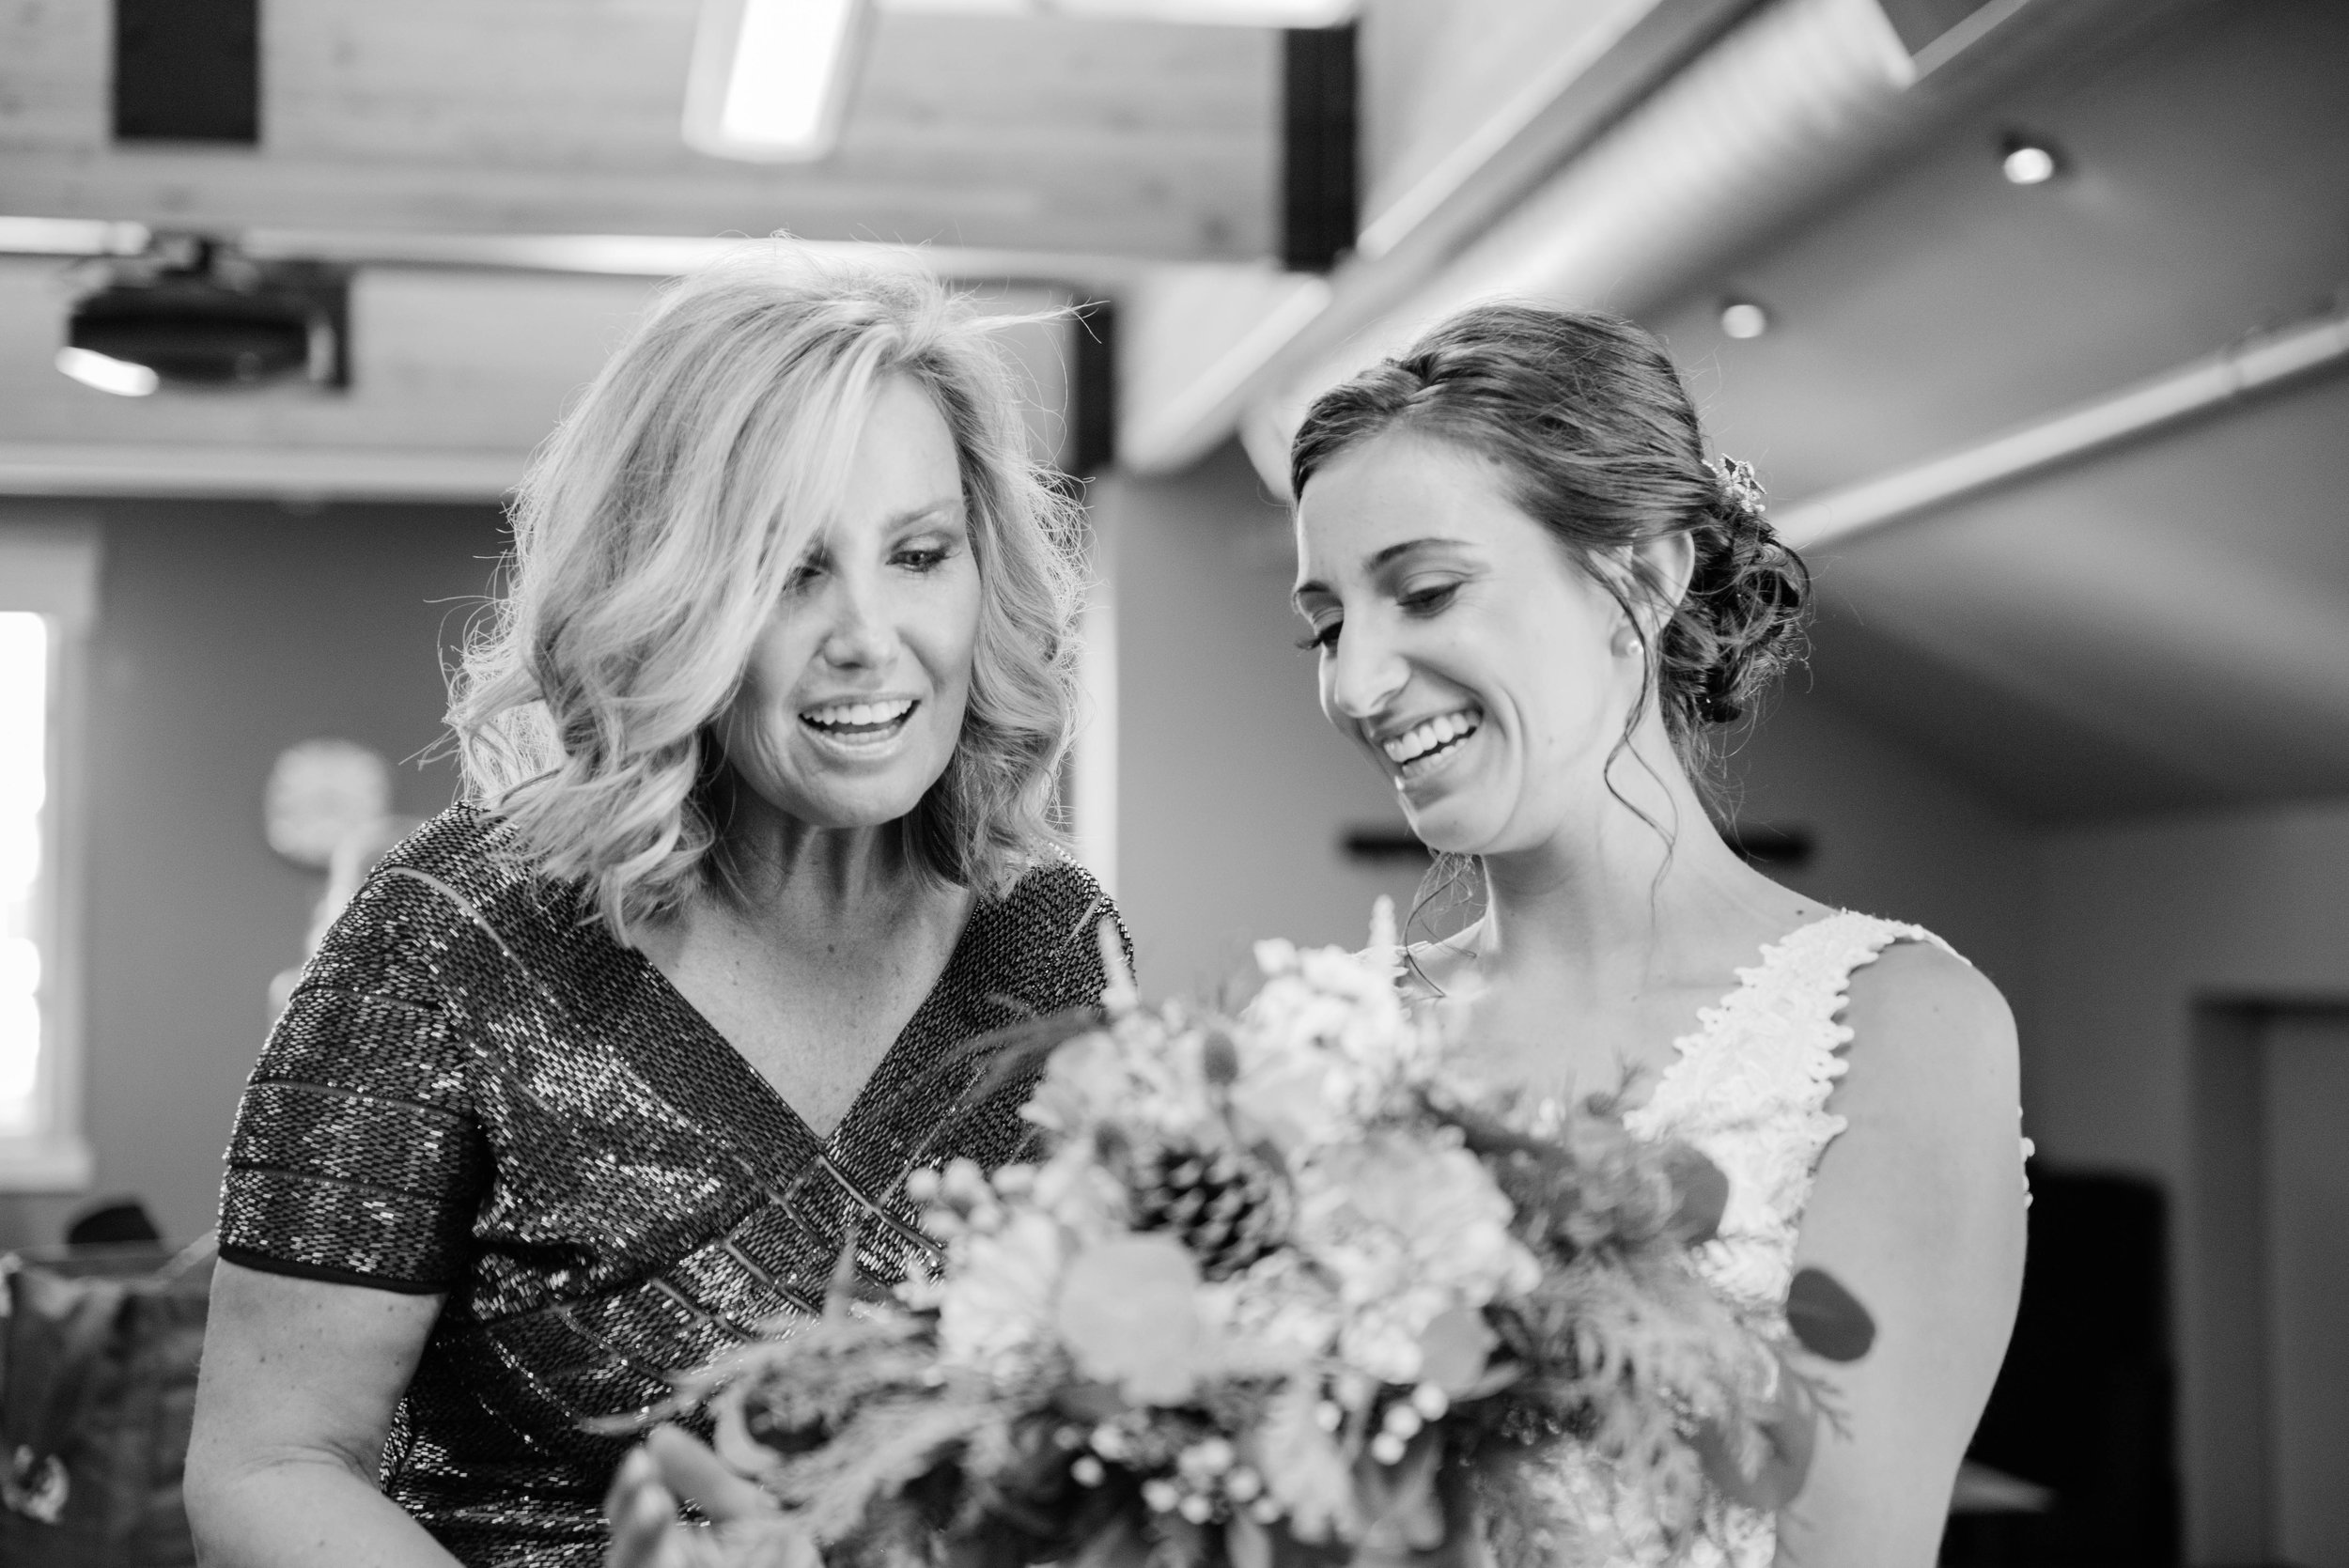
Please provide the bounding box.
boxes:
[1783,948,2027,1560]
[1830,936,2022,1188]
[1843,937,2015,1075]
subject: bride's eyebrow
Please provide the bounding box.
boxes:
[1366,536,1473,580]
[1292,536,1471,608]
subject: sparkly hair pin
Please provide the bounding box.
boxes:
[1710,455,1767,522]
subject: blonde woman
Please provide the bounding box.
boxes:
[186,251,1125,1568]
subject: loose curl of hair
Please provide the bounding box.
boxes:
[1290,301,1809,779]
[447,244,1084,941]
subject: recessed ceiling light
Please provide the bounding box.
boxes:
[1719,300,1769,340]
[54,346,158,396]
[2000,134,2060,185]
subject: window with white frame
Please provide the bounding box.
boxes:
[0,524,96,1189]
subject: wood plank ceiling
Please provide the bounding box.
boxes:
[0,1,1279,259]
[0,0,1283,489]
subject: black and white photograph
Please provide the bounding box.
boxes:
[0,1,2342,1564]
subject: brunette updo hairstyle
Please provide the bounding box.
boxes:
[1290,302,1808,776]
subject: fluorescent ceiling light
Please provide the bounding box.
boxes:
[879,0,1358,22]
[54,347,158,397]
[683,0,869,162]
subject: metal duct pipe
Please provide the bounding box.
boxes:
[1242,0,1921,494]
[1773,303,2349,551]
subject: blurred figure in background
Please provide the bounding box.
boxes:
[269,809,424,1018]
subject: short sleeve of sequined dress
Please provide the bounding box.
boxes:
[219,834,489,1292]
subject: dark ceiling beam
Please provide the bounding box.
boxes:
[114,0,260,145]
[1070,297,1118,479]
[1280,23,1359,272]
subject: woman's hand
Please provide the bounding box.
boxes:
[603,1425,813,1568]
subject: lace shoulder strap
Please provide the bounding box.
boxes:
[1628,911,1959,1306]
[1639,910,1952,1130]
[1762,909,1952,1141]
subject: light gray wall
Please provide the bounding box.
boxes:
[1099,444,1429,996]
[2030,800,2349,1172]
[2263,1013,2349,1567]
[2030,799,2349,1562]
[1725,690,2038,1007]
[0,498,499,1250]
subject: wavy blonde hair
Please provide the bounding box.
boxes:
[448,245,1084,939]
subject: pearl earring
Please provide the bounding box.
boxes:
[1611,625,1644,660]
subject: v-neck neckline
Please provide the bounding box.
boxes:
[624,890,997,1185]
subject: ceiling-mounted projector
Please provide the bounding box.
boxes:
[57,236,350,396]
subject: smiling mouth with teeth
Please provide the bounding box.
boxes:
[1381,707,1484,771]
[801,697,917,736]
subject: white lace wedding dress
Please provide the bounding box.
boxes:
[1546,910,2028,1567]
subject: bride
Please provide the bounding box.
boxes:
[1284,301,2027,1564]
[609,301,2027,1566]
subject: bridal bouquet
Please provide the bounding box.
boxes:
[656,909,1873,1568]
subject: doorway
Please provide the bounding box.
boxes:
[2189,1003,2349,1567]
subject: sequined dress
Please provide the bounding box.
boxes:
[218,805,1123,1568]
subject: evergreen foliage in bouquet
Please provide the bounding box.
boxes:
[647,908,1875,1568]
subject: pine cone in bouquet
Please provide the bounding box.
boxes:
[1128,1142,1293,1281]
